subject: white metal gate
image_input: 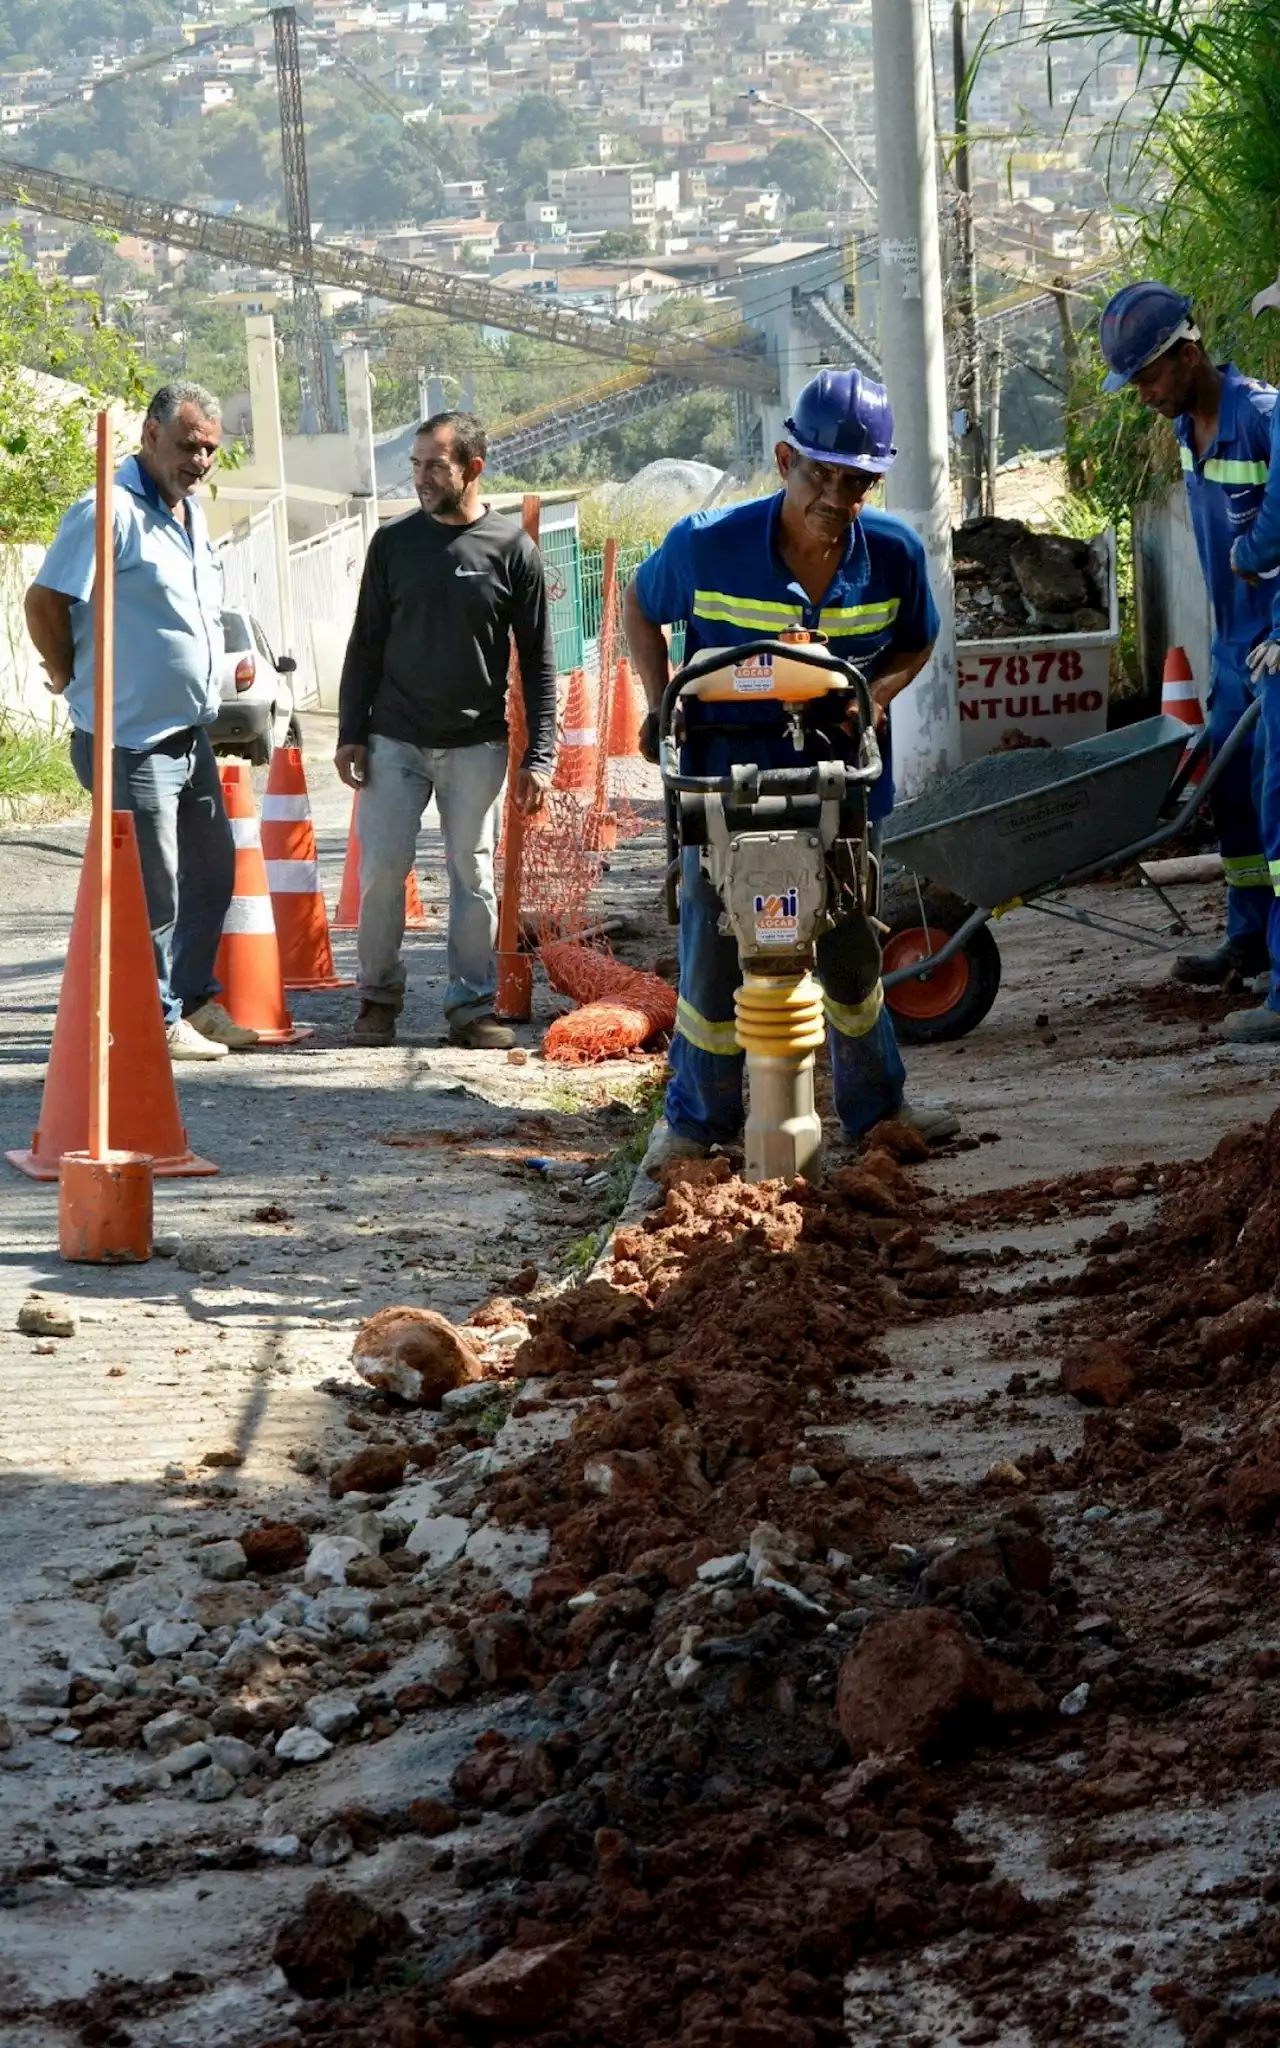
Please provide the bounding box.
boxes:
[288,516,365,709]
[215,509,282,655]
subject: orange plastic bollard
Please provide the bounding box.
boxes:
[59,1151,154,1263]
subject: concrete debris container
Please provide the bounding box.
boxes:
[953,522,1120,760]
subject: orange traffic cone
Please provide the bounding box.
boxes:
[553,668,596,795]
[215,763,313,1043]
[6,812,217,1179]
[1162,646,1207,783]
[607,654,644,762]
[332,790,429,932]
[262,746,353,990]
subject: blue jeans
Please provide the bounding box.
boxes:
[70,724,234,1027]
[357,733,509,1023]
[665,850,907,1144]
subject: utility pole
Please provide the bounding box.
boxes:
[952,1,983,523]
[272,6,338,434]
[871,0,961,790]
[985,334,1004,515]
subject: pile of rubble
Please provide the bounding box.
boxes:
[953,516,1110,640]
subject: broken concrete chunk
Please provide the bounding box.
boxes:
[276,1725,334,1766]
[193,1764,237,1803]
[441,1378,502,1414]
[17,1295,78,1338]
[143,1709,211,1757]
[464,1522,550,1600]
[309,1824,353,1869]
[145,1619,205,1661]
[405,1514,470,1570]
[178,1242,233,1274]
[304,1536,372,1588]
[18,1672,72,1708]
[351,1306,482,1406]
[696,1553,746,1585]
[198,1540,248,1583]
[164,1740,212,1779]
[207,1735,257,1779]
[305,1694,360,1740]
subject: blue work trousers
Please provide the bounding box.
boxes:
[1209,668,1270,948]
[70,723,234,1027]
[665,850,906,1145]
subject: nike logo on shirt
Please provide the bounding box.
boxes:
[455,567,486,577]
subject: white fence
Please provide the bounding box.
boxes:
[288,516,365,711]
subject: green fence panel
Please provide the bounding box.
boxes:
[540,523,584,675]
[579,541,684,665]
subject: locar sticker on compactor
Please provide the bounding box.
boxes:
[732,653,775,694]
[753,888,800,947]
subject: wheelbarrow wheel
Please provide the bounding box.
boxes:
[880,882,1002,1043]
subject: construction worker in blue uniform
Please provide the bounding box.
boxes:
[1100,283,1278,1033]
[623,367,959,1178]
[1221,264,1280,1039]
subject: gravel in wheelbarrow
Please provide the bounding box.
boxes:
[882,715,1190,909]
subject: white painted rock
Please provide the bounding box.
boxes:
[275,1725,333,1765]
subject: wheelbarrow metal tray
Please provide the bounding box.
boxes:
[881,714,1190,909]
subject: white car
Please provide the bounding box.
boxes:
[210,607,300,767]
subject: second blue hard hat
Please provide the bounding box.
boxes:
[784,367,898,473]
[1099,281,1198,391]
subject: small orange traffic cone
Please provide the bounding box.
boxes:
[6,812,217,1179]
[1162,646,1207,783]
[553,668,596,795]
[332,789,429,932]
[215,763,313,1043]
[262,746,353,990]
[607,654,644,762]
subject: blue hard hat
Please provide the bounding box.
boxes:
[1099,282,1199,392]
[783,367,897,473]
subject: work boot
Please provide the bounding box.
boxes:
[898,1101,961,1146]
[185,1000,259,1051]
[448,1014,515,1051]
[167,1016,229,1062]
[1223,1004,1280,1045]
[1171,937,1269,986]
[639,1120,711,1181]
[350,999,399,1047]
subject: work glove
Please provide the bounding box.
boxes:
[639,709,661,764]
[1247,639,1280,680]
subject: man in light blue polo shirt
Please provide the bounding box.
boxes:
[24,382,254,1060]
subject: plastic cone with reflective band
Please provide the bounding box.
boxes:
[262,745,353,989]
[1162,646,1206,784]
[553,668,596,795]
[6,811,217,1180]
[332,789,429,932]
[607,655,644,763]
[214,763,313,1044]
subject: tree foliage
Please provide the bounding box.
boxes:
[0,230,145,543]
[1016,0,1280,525]
[480,94,593,214]
[763,137,838,215]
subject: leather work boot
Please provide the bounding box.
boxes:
[1223,1004,1280,1045]
[448,1014,516,1050]
[1171,937,1269,986]
[897,1101,961,1145]
[350,999,399,1047]
[639,1120,711,1181]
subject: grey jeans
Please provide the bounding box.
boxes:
[357,733,509,1023]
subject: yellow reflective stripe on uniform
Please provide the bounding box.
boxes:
[675,997,740,1056]
[1202,459,1269,485]
[1223,854,1272,888]
[1269,858,1280,897]
[1180,447,1194,471]
[692,589,803,632]
[819,599,901,634]
[821,982,884,1039]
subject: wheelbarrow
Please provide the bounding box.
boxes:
[878,700,1262,1042]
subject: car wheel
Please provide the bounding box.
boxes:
[248,732,273,770]
[285,715,302,750]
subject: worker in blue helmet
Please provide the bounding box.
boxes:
[623,365,959,1183]
[1101,281,1279,1018]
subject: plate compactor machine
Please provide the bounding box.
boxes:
[659,634,885,1183]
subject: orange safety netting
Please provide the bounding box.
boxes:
[495,525,673,1063]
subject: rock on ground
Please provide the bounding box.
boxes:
[351,1306,482,1405]
[837,1608,1045,1759]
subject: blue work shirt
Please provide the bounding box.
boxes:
[1174,363,1277,685]
[35,454,223,750]
[1225,389,1280,630]
[632,492,939,822]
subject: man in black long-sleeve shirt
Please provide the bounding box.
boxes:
[336,411,557,1048]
